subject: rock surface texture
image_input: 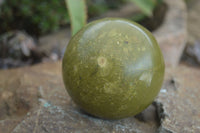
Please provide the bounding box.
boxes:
[0,61,200,133]
[157,65,200,132]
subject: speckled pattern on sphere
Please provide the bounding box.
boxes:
[62,18,165,119]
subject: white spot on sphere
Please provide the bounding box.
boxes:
[97,56,107,67]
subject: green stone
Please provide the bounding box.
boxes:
[62,18,165,119]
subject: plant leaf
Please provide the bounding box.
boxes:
[129,0,156,16]
[65,0,87,36]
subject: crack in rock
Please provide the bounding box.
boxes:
[153,101,174,133]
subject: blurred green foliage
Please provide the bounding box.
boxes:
[0,0,162,36]
[66,0,87,36]
[0,0,125,36]
[0,0,69,36]
[131,0,163,21]
[87,0,126,17]
[67,0,163,35]
[129,0,155,16]
[66,0,126,36]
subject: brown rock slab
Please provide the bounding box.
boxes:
[183,40,200,66]
[0,68,40,120]
[0,62,200,133]
[156,64,200,132]
[153,0,187,67]
[181,0,200,66]
[0,62,158,133]
[187,0,200,42]
[0,119,22,133]
[1,61,199,132]
[12,104,158,133]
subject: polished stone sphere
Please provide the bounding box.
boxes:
[62,18,165,119]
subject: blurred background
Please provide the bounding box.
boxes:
[0,0,198,69]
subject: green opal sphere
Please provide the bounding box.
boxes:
[62,18,165,119]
